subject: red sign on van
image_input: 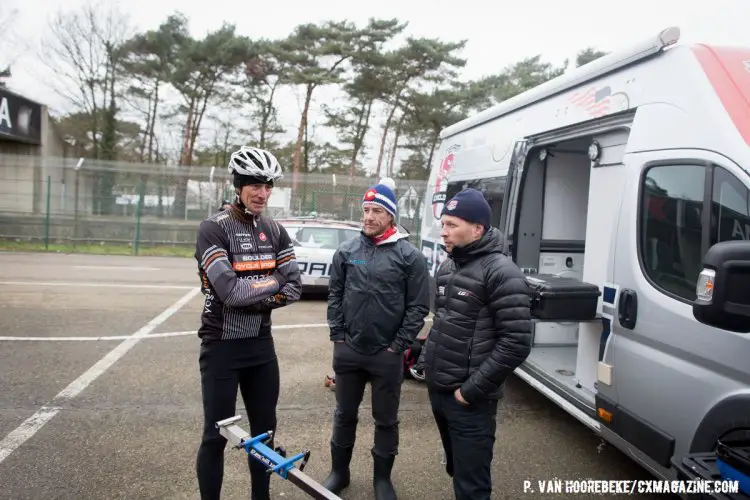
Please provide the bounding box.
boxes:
[693,45,750,145]
[432,145,459,218]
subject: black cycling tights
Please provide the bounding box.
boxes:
[196,340,280,500]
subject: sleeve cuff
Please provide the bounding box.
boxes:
[459,381,482,405]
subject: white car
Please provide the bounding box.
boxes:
[276,217,410,293]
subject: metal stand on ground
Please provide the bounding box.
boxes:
[216,416,342,500]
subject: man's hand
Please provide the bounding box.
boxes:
[264,292,287,306]
[454,388,469,406]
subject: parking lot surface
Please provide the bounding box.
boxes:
[0,252,663,499]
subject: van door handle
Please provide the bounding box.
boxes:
[618,289,638,330]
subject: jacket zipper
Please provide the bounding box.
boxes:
[364,242,375,338]
[445,261,459,305]
[444,261,473,377]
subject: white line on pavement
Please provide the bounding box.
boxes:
[0,281,194,290]
[0,287,201,465]
[0,324,328,341]
[72,265,161,271]
[0,319,433,342]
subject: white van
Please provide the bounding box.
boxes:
[418,26,750,482]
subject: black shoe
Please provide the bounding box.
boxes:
[321,442,353,494]
[372,451,397,500]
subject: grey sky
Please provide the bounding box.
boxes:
[4,0,749,171]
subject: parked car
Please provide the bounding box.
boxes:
[276,217,410,293]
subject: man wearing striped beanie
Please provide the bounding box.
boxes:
[323,182,431,500]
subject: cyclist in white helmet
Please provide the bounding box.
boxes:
[194,146,301,500]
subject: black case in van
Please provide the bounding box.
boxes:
[716,438,750,495]
[524,274,601,321]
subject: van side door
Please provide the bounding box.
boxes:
[607,150,750,470]
[498,139,531,258]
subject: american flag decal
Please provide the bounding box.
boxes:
[569,86,612,117]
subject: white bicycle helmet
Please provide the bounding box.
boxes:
[228,146,283,185]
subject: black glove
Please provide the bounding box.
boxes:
[264,292,287,307]
[243,292,287,313]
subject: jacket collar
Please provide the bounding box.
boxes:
[449,227,504,264]
[360,226,408,247]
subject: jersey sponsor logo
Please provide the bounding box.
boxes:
[239,273,273,282]
[258,232,267,241]
[238,253,275,262]
[200,272,214,314]
[432,144,460,218]
[233,253,276,271]
[250,278,276,288]
[233,260,275,271]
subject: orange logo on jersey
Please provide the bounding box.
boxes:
[233,260,276,271]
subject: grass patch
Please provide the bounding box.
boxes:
[0,240,194,258]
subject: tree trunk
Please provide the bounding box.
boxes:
[147,80,160,163]
[259,80,279,149]
[139,93,151,162]
[375,99,400,177]
[348,98,373,178]
[172,98,195,218]
[388,112,407,177]
[292,83,315,202]
[426,132,440,174]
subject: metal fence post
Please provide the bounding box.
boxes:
[44,175,51,250]
[133,178,145,255]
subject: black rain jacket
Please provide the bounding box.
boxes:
[327,230,431,355]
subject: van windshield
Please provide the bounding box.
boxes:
[445,176,505,228]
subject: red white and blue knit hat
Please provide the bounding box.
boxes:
[362,184,398,218]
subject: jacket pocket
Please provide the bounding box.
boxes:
[465,337,474,377]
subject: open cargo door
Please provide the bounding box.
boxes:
[499,139,532,260]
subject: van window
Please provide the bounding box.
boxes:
[444,176,505,228]
[639,164,706,301]
[710,166,750,244]
[296,227,341,250]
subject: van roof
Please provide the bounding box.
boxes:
[440,26,681,139]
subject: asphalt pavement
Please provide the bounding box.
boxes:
[0,252,664,499]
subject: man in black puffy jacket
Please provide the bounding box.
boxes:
[423,188,532,500]
[322,183,431,500]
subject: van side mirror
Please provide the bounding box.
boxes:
[693,240,750,333]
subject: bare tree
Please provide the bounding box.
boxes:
[0,2,25,86]
[39,1,132,158]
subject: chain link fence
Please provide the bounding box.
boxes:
[0,153,428,256]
